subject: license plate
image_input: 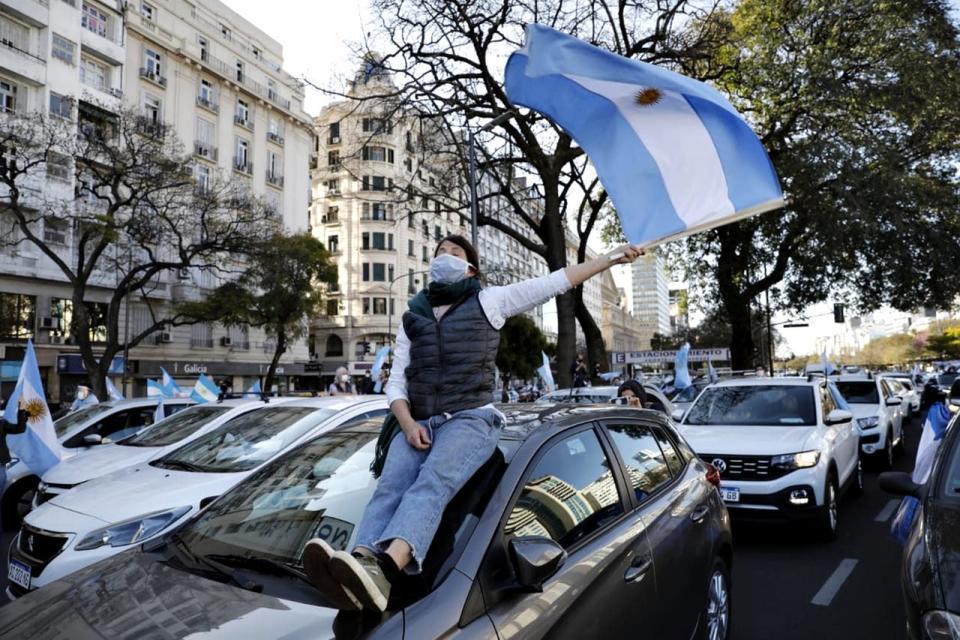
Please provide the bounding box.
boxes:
[719,486,740,503]
[314,516,355,551]
[7,558,31,591]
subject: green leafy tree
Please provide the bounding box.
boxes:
[496,315,547,401]
[677,0,960,369]
[180,233,337,392]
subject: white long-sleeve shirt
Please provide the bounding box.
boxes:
[385,269,572,406]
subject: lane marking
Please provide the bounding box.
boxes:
[875,499,901,523]
[811,558,858,607]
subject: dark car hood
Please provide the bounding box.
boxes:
[0,550,386,639]
[927,500,960,611]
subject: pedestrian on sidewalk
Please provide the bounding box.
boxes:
[302,234,643,612]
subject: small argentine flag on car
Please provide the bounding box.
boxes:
[190,373,220,404]
[504,25,785,247]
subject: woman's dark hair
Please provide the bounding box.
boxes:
[434,234,480,274]
[618,380,646,404]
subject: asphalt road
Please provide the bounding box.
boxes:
[0,411,925,637]
[730,411,922,640]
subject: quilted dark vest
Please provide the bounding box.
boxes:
[401,293,500,420]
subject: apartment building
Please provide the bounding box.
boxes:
[630,248,671,345]
[310,60,470,378]
[0,0,314,402]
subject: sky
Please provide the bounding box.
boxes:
[224,0,960,357]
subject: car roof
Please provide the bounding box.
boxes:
[836,375,876,382]
[707,377,819,387]
[93,397,194,410]
[261,394,388,412]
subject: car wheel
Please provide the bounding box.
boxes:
[849,457,864,498]
[893,430,906,457]
[1,477,39,530]
[704,558,731,640]
[872,432,894,470]
[814,476,840,542]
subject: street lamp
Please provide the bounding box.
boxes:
[468,111,517,248]
[386,268,430,354]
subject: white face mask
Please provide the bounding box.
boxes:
[340,374,351,383]
[430,253,471,284]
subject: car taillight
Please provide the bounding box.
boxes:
[706,463,721,488]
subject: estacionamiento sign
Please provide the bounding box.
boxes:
[612,348,731,365]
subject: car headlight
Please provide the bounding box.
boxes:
[5,457,20,469]
[857,416,880,429]
[923,610,960,639]
[74,506,190,551]
[771,451,821,470]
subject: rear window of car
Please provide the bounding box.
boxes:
[684,385,817,426]
[940,373,960,387]
[835,381,879,404]
[121,405,231,447]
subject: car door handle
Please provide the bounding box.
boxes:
[690,504,710,523]
[624,556,653,583]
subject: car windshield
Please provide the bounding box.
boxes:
[670,385,703,403]
[120,405,231,448]
[684,385,816,426]
[53,404,111,437]
[176,430,379,568]
[835,381,880,404]
[152,406,334,473]
[940,373,959,387]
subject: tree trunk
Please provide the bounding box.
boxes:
[541,187,576,388]
[501,373,511,403]
[264,330,287,394]
[724,295,756,371]
[574,287,608,385]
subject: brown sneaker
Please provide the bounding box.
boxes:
[302,539,361,611]
[328,551,394,612]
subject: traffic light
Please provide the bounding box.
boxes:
[833,303,845,324]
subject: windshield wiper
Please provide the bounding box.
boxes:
[155,459,206,472]
[168,534,262,592]
[204,553,316,590]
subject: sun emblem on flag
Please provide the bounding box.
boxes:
[22,397,47,423]
[635,87,662,107]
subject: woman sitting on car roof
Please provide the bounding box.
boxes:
[301,234,642,612]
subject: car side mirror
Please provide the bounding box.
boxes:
[670,409,685,423]
[508,536,566,592]
[825,409,853,425]
[82,434,103,446]
[886,397,903,406]
[878,471,925,499]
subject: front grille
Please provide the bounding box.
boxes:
[701,454,790,481]
[18,525,69,564]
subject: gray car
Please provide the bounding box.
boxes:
[0,404,732,640]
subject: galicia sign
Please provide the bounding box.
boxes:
[183,364,208,374]
[612,348,730,365]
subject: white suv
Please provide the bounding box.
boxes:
[675,377,861,540]
[834,375,904,469]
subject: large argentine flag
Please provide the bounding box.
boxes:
[505,25,784,246]
[190,373,220,404]
[3,340,62,475]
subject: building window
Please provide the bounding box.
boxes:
[196,117,214,146]
[46,153,71,182]
[191,322,213,348]
[79,56,107,91]
[434,225,441,241]
[49,92,72,119]
[326,179,340,194]
[407,239,414,257]
[51,34,76,65]
[0,293,36,340]
[328,235,339,253]
[220,24,231,39]
[327,150,340,167]
[195,163,210,191]
[408,269,417,294]
[372,233,386,250]
[361,118,392,134]
[236,99,249,124]
[143,48,162,76]
[422,246,428,263]
[373,297,387,314]
[252,46,261,60]
[143,94,162,124]
[199,79,215,105]
[0,15,28,54]
[329,121,340,143]
[81,3,109,39]
[198,36,209,61]
[373,263,386,281]
[408,212,416,229]
[266,150,282,182]
[361,175,390,192]
[235,137,249,166]
[140,2,155,20]
[361,146,395,163]
[325,206,338,222]
[325,300,339,317]
[362,263,369,280]
[235,60,244,82]
[361,232,369,251]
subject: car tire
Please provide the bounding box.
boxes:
[872,432,895,471]
[703,558,731,640]
[813,476,840,542]
[1,477,39,531]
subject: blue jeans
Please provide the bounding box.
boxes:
[354,407,503,574]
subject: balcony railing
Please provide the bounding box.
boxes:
[233,158,252,174]
[266,172,284,187]
[139,68,168,87]
[193,48,294,112]
[193,141,218,161]
[233,114,253,130]
[135,116,166,137]
[1,41,45,65]
[196,95,219,112]
[267,131,285,145]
